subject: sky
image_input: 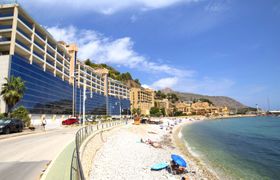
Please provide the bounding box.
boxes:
[19,0,280,110]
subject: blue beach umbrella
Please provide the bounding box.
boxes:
[171,154,187,167]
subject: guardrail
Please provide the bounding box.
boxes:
[71,120,127,180]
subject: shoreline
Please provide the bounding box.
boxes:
[171,119,219,180]
[171,115,257,180]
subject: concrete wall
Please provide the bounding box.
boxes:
[30,114,72,130]
[80,122,125,179]
[0,55,11,113]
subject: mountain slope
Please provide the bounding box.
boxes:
[161,88,247,110]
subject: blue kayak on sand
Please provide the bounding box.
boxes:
[151,162,169,170]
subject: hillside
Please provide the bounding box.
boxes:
[84,59,141,87]
[161,88,247,110]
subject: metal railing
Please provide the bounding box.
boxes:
[71,120,126,180]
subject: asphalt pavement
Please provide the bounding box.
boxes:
[0,127,79,180]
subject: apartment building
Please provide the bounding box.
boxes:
[154,98,174,116]
[0,2,130,116]
[175,101,229,116]
[130,87,154,115]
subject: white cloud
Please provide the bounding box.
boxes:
[23,0,200,15]
[142,84,151,88]
[151,77,179,89]
[47,25,193,77]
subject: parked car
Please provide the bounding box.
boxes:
[0,119,24,134]
[62,117,79,125]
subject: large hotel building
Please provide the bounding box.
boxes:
[130,87,154,115]
[0,2,130,116]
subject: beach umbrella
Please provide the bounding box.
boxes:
[171,154,187,167]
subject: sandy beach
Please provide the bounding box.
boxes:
[90,117,221,180]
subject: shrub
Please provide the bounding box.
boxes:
[0,113,6,119]
[11,106,31,127]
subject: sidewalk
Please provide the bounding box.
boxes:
[0,125,77,141]
[42,141,75,180]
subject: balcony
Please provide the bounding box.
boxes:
[16,39,30,51]
[18,15,33,30]
[48,43,56,50]
[33,51,44,60]
[0,36,11,42]
[35,29,45,42]
[56,58,63,65]
[47,49,55,58]
[0,13,13,18]
[0,25,12,30]
[64,69,70,76]
[17,28,31,40]
[46,58,54,66]
[34,40,44,51]
[57,50,64,57]
[56,65,63,72]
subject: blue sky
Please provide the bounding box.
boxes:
[20,0,280,109]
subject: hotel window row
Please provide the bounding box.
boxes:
[76,61,105,95]
[108,78,130,99]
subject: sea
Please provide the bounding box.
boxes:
[181,116,280,180]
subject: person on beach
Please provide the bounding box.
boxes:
[140,138,162,148]
[169,160,186,175]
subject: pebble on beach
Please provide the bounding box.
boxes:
[90,118,218,180]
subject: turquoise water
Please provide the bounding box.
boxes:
[181,116,280,179]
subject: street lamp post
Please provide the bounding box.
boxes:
[82,83,93,126]
[83,83,86,126]
[71,73,76,117]
[115,99,122,120]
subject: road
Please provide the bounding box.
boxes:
[0,127,79,180]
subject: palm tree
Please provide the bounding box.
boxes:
[1,76,25,116]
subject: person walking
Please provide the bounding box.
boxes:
[42,117,47,131]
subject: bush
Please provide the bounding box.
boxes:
[0,113,6,119]
[150,107,164,117]
[11,106,31,127]
[174,111,184,116]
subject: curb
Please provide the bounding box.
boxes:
[0,130,43,141]
[40,139,75,180]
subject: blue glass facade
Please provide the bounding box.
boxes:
[9,55,130,115]
[108,96,130,116]
[75,88,106,115]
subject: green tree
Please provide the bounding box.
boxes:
[150,107,164,117]
[174,111,183,116]
[200,98,214,105]
[1,76,26,116]
[134,79,141,85]
[155,91,167,100]
[120,72,132,81]
[0,113,6,119]
[132,108,141,115]
[11,106,31,127]
[161,108,166,116]
[167,93,179,103]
